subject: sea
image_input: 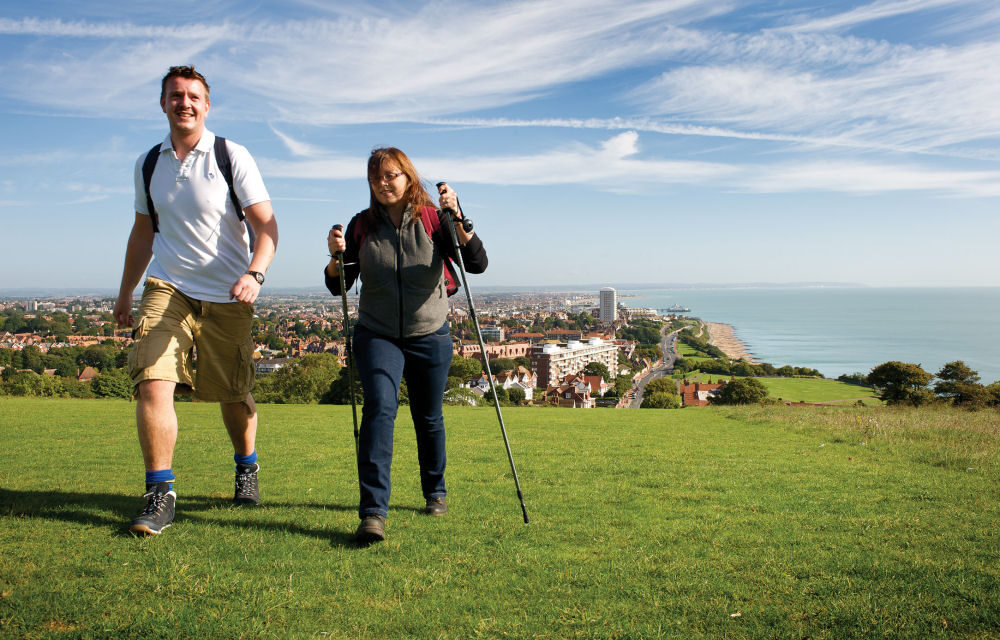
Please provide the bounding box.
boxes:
[622,286,1000,384]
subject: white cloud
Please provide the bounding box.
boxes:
[776,0,969,33]
[260,130,1000,196]
[0,17,232,40]
[629,33,1000,154]
[739,161,1000,197]
[269,124,328,158]
[0,1,718,123]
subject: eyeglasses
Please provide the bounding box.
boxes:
[371,171,405,185]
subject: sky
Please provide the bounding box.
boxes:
[1,0,999,292]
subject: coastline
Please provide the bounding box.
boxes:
[705,322,758,363]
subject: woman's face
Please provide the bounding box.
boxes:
[370,161,409,210]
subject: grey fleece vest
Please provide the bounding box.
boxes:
[357,207,450,338]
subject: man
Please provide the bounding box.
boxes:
[113,66,278,535]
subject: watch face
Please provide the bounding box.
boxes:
[250,271,264,285]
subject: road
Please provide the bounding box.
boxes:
[627,325,681,408]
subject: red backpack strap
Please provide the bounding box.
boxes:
[418,206,459,297]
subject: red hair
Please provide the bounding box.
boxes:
[363,147,435,234]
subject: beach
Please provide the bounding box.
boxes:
[705,322,757,363]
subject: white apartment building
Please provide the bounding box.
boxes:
[530,337,618,388]
[479,325,504,342]
[599,287,617,324]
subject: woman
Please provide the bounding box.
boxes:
[325,147,487,544]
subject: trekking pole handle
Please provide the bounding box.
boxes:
[331,224,345,258]
[436,182,473,232]
[330,224,356,265]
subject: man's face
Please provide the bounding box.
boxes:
[160,76,210,136]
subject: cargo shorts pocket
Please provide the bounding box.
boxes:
[232,339,256,396]
[126,317,149,380]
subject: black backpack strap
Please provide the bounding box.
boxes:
[141,143,162,232]
[214,136,256,252]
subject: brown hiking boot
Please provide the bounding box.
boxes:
[355,515,386,544]
[424,496,448,516]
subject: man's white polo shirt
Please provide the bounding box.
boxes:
[133,129,270,303]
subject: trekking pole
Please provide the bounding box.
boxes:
[436,182,529,524]
[331,224,359,457]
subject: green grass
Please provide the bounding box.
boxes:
[2,397,999,639]
[676,343,707,359]
[676,374,879,405]
[758,378,878,404]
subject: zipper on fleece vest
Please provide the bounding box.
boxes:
[395,223,404,339]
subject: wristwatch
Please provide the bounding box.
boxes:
[247,270,265,285]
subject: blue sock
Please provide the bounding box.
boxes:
[146,469,174,492]
[235,450,258,469]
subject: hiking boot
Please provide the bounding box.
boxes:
[234,462,261,505]
[355,515,386,545]
[424,496,448,516]
[129,482,176,535]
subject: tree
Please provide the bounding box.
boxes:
[731,359,757,377]
[934,360,987,406]
[21,345,43,373]
[641,391,681,409]
[868,361,934,406]
[514,356,531,369]
[320,363,363,405]
[838,372,869,386]
[987,382,1000,407]
[583,361,611,382]
[260,333,285,350]
[507,387,526,405]
[644,377,678,396]
[81,344,115,371]
[614,374,633,397]
[91,368,133,399]
[483,386,509,405]
[489,357,517,373]
[671,357,695,375]
[255,354,341,404]
[449,355,483,382]
[714,378,769,405]
[51,355,79,378]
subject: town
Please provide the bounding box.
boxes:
[1,286,721,408]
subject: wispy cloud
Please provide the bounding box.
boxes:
[3,0,999,187]
[775,0,969,33]
[0,2,718,123]
[0,17,232,39]
[261,130,1000,197]
[421,116,1000,160]
[629,30,1000,155]
[269,124,327,157]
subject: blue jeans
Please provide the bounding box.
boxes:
[353,321,453,518]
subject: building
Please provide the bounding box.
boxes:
[453,342,531,360]
[530,337,618,389]
[543,383,595,408]
[680,379,728,407]
[256,358,292,375]
[479,325,504,342]
[599,287,617,324]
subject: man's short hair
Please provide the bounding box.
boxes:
[160,65,210,100]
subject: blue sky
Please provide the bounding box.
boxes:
[2,0,999,291]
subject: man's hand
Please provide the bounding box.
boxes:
[230,274,261,304]
[113,294,134,328]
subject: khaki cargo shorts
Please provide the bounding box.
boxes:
[128,276,255,402]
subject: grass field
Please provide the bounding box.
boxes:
[673,373,879,405]
[757,378,877,404]
[2,397,999,639]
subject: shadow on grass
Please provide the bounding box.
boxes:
[0,488,361,547]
